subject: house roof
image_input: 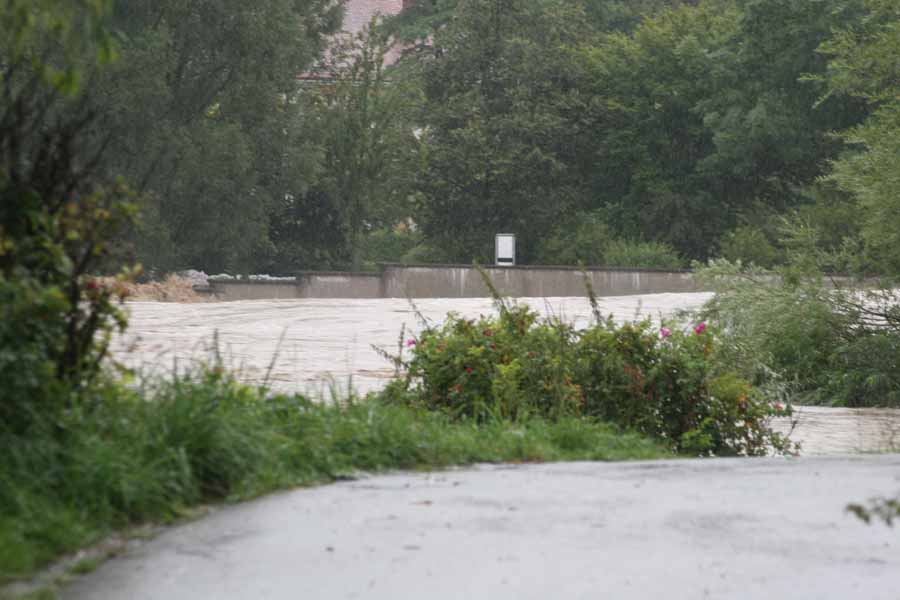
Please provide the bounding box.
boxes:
[342,0,404,35]
[299,0,408,81]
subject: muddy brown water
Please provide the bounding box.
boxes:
[111,294,900,456]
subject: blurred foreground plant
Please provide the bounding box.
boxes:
[0,0,137,432]
[848,497,900,527]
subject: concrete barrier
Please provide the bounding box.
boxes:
[206,264,708,301]
[380,264,702,298]
[206,280,301,300]
[296,271,383,298]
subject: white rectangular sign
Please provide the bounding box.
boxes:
[495,234,516,266]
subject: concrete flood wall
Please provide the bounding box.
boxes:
[380,264,702,298]
[205,273,382,300]
[207,264,707,301]
[297,272,383,298]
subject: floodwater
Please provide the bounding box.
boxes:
[111,293,900,456]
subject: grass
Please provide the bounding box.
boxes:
[1,589,57,600]
[66,557,105,577]
[0,368,668,587]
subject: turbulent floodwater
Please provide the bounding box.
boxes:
[112,293,900,456]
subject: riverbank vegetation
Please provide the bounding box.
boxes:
[0,368,666,582]
[382,277,791,456]
[3,0,900,589]
[698,261,900,409]
[693,0,900,410]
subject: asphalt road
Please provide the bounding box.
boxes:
[63,455,900,600]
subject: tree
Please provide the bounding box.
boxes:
[697,0,868,212]
[280,21,420,271]
[579,1,738,258]
[386,0,461,43]
[414,0,593,263]
[583,0,698,32]
[579,0,868,260]
[388,0,698,41]
[87,0,342,273]
[0,0,136,431]
[821,0,900,274]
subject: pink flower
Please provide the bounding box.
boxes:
[694,322,707,335]
[406,339,416,347]
[773,402,784,411]
[465,367,473,374]
[660,327,672,338]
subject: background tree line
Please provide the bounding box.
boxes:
[79,0,897,275]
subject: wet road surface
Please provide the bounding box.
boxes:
[58,295,900,599]
[63,455,900,600]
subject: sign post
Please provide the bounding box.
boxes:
[495,234,516,266]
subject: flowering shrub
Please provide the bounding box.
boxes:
[573,317,791,455]
[386,303,792,456]
[393,304,582,421]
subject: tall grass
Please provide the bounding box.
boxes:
[0,368,666,583]
[696,259,900,407]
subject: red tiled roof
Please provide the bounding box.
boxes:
[342,0,405,35]
[299,0,411,80]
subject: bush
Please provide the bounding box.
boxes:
[824,333,900,407]
[389,304,583,421]
[361,227,421,266]
[388,296,789,456]
[574,319,717,451]
[399,241,453,264]
[719,225,781,268]
[602,239,684,269]
[0,279,70,429]
[536,214,611,265]
[535,212,685,269]
[697,259,900,407]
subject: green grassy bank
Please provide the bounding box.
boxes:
[0,369,666,586]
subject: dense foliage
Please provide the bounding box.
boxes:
[86,0,344,273]
[410,0,592,263]
[44,0,889,273]
[273,21,420,272]
[385,289,791,455]
[698,260,900,408]
[693,0,900,411]
[0,0,137,434]
[395,0,875,265]
[821,0,900,274]
[535,213,685,268]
